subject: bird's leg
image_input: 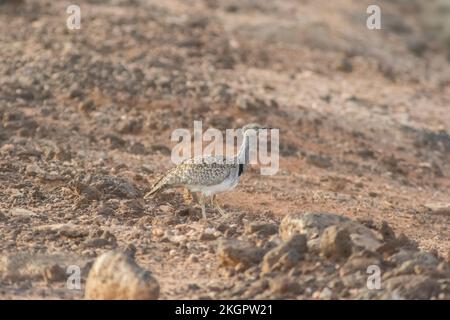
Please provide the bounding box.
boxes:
[211,194,226,217]
[192,192,199,205]
[198,194,207,220]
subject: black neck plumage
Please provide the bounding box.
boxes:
[238,163,245,176]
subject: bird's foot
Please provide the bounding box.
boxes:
[215,205,227,217]
[211,196,227,218]
[199,200,207,221]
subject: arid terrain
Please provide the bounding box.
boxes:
[0,0,449,299]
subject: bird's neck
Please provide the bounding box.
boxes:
[236,134,250,165]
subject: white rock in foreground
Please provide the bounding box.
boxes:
[85,251,159,300]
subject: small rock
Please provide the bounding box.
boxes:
[387,250,440,277]
[78,99,95,113]
[25,164,45,177]
[166,232,187,244]
[388,249,436,267]
[83,230,117,249]
[55,145,72,161]
[280,212,382,252]
[91,175,141,199]
[128,142,147,155]
[199,229,218,241]
[280,212,348,242]
[320,226,352,260]
[69,182,101,202]
[339,251,381,287]
[187,254,199,263]
[414,129,450,154]
[217,240,266,269]
[262,234,307,274]
[118,117,143,134]
[279,141,299,156]
[376,233,414,255]
[85,251,159,300]
[35,223,88,238]
[245,222,278,237]
[102,134,126,149]
[43,264,66,283]
[382,275,439,299]
[9,208,41,218]
[118,199,144,216]
[0,253,89,282]
[337,57,353,73]
[151,227,165,238]
[187,283,200,291]
[68,84,83,98]
[377,221,396,242]
[407,39,427,57]
[424,203,450,215]
[307,154,332,169]
[150,144,171,155]
[318,287,333,299]
[96,204,115,216]
[340,252,381,277]
[158,205,173,214]
[236,95,257,112]
[242,279,269,299]
[270,275,302,296]
[83,238,115,249]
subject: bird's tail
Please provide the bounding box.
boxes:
[144,175,167,199]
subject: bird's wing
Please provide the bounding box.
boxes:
[167,156,236,186]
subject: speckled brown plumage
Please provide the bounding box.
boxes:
[145,156,238,196]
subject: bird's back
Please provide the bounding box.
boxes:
[145,155,239,198]
[167,155,238,187]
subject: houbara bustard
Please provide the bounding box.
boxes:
[144,123,270,219]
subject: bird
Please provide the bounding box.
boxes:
[144,123,270,219]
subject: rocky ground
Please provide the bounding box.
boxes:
[0,0,449,299]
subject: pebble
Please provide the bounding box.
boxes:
[320,225,352,260]
[424,203,450,215]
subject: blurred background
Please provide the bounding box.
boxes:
[0,0,449,299]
